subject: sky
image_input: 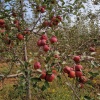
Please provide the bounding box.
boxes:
[24,0,100,19]
[1,0,100,24]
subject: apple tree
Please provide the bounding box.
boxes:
[0,0,100,100]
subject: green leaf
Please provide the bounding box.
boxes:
[89,72,99,78]
[45,56,50,63]
[31,78,41,83]
[41,81,50,91]
[57,75,61,80]
[84,96,95,100]
[5,0,11,2]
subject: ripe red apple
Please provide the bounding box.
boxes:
[70,67,74,71]
[53,21,58,26]
[43,45,50,52]
[75,65,83,71]
[40,34,48,40]
[56,16,62,22]
[51,16,56,22]
[45,74,55,82]
[34,62,41,69]
[54,54,60,59]
[40,7,45,13]
[17,34,24,40]
[40,71,46,79]
[52,70,57,75]
[37,40,42,46]
[63,66,71,74]
[50,36,57,43]
[12,12,17,17]
[78,83,84,89]
[89,47,95,52]
[42,21,49,27]
[14,20,19,25]
[79,76,87,83]
[0,29,5,33]
[41,39,46,46]
[0,19,5,25]
[49,21,53,27]
[68,71,76,78]
[23,29,30,35]
[75,71,83,77]
[73,56,80,63]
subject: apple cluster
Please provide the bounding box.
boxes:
[42,16,62,27]
[16,29,30,40]
[63,56,87,88]
[34,62,55,82]
[36,6,45,13]
[37,34,57,52]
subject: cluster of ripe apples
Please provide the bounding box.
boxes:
[63,56,87,88]
[34,62,55,82]
[16,29,30,40]
[37,34,57,52]
[36,6,46,13]
[43,16,62,27]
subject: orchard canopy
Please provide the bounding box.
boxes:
[0,0,100,100]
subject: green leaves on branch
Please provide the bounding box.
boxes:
[41,81,50,91]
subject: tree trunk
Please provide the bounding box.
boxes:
[24,40,32,100]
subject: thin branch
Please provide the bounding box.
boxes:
[63,73,81,100]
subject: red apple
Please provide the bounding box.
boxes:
[0,24,5,28]
[37,40,42,46]
[51,16,56,22]
[52,70,57,75]
[14,20,19,25]
[89,47,95,52]
[75,65,83,71]
[50,36,57,43]
[0,19,5,25]
[0,29,5,33]
[41,39,46,46]
[73,56,80,63]
[43,45,50,52]
[23,29,30,35]
[17,34,24,40]
[12,12,17,17]
[40,71,46,79]
[45,74,55,82]
[49,21,53,27]
[75,71,83,77]
[53,21,58,26]
[54,54,60,59]
[56,16,62,22]
[79,76,87,83]
[68,71,76,78]
[78,83,84,89]
[63,66,71,74]
[40,7,45,13]
[40,34,48,40]
[34,62,41,69]
[70,67,74,71]
[42,21,49,27]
